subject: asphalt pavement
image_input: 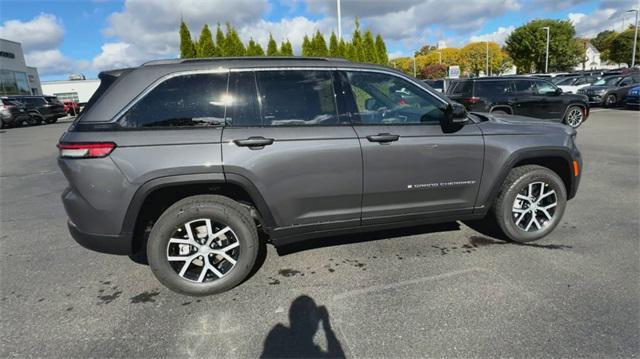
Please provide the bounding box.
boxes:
[1,110,638,358]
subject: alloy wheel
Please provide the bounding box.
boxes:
[512,181,558,232]
[606,95,617,107]
[566,108,583,128]
[166,218,240,283]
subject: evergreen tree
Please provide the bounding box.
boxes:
[215,23,226,56]
[246,39,265,56]
[329,32,339,57]
[313,30,328,57]
[302,35,312,56]
[197,24,216,57]
[225,23,245,56]
[179,20,196,58]
[351,18,364,62]
[280,40,293,56]
[267,34,279,56]
[375,34,388,65]
[362,30,377,63]
[338,39,348,58]
[346,41,357,61]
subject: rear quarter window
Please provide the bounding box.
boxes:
[119,73,228,128]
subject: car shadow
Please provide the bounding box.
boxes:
[261,295,346,358]
[276,222,462,256]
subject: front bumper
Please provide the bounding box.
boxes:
[68,220,132,255]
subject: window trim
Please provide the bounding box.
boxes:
[112,66,447,129]
[341,70,446,127]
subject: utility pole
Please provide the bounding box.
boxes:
[336,0,342,40]
[485,41,489,76]
[542,27,550,73]
[627,9,639,68]
[413,56,417,77]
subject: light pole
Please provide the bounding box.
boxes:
[627,9,638,68]
[485,41,489,76]
[336,0,342,40]
[541,26,550,73]
[413,56,417,77]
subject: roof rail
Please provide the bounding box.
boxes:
[142,56,350,67]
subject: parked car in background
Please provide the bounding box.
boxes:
[554,75,600,94]
[8,95,67,123]
[626,85,640,109]
[578,74,640,107]
[447,76,589,128]
[0,98,35,128]
[63,100,81,115]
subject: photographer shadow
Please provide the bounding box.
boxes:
[261,295,346,358]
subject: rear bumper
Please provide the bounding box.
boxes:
[68,220,132,255]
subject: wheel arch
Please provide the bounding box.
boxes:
[122,173,276,255]
[489,105,513,114]
[481,147,577,212]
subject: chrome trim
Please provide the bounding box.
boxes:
[112,65,448,123]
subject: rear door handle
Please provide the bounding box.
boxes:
[367,133,400,143]
[233,136,275,148]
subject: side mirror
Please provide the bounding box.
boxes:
[555,87,563,95]
[444,102,467,124]
[365,98,377,111]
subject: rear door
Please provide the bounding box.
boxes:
[221,69,362,231]
[339,70,484,224]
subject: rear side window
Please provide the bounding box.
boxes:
[449,81,472,96]
[120,73,228,128]
[256,70,340,126]
[475,81,510,96]
[513,79,535,93]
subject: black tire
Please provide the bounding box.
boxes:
[563,105,584,128]
[491,165,567,243]
[0,119,4,129]
[147,195,259,296]
[605,94,617,108]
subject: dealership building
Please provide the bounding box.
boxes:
[42,78,100,105]
[0,38,42,95]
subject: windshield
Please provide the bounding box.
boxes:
[555,77,576,86]
[594,76,621,86]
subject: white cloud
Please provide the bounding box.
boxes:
[0,13,87,77]
[0,13,64,52]
[469,26,516,45]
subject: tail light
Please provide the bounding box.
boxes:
[57,142,116,158]
[462,97,481,104]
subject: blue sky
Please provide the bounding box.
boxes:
[0,0,635,80]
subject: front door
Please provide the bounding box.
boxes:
[221,70,362,232]
[339,70,484,225]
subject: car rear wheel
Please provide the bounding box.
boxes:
[563,106,584,128]
[492,165,567,243]
[605,94,617,107]
[147,195,259,296]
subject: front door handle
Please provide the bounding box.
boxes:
[367,133,400,143]
[234,136,275,148]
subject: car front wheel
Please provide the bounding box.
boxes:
[147,195,259,296]
[605,94,617,107]
[564,106,584,128]
[492,165,567,243]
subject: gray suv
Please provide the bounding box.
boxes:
[58,57,582,296]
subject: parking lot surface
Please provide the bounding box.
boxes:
[1,110,638,358]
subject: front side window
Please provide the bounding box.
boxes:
[346,71,446,125]
[256,70,341,126]
[120,73,227,128]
